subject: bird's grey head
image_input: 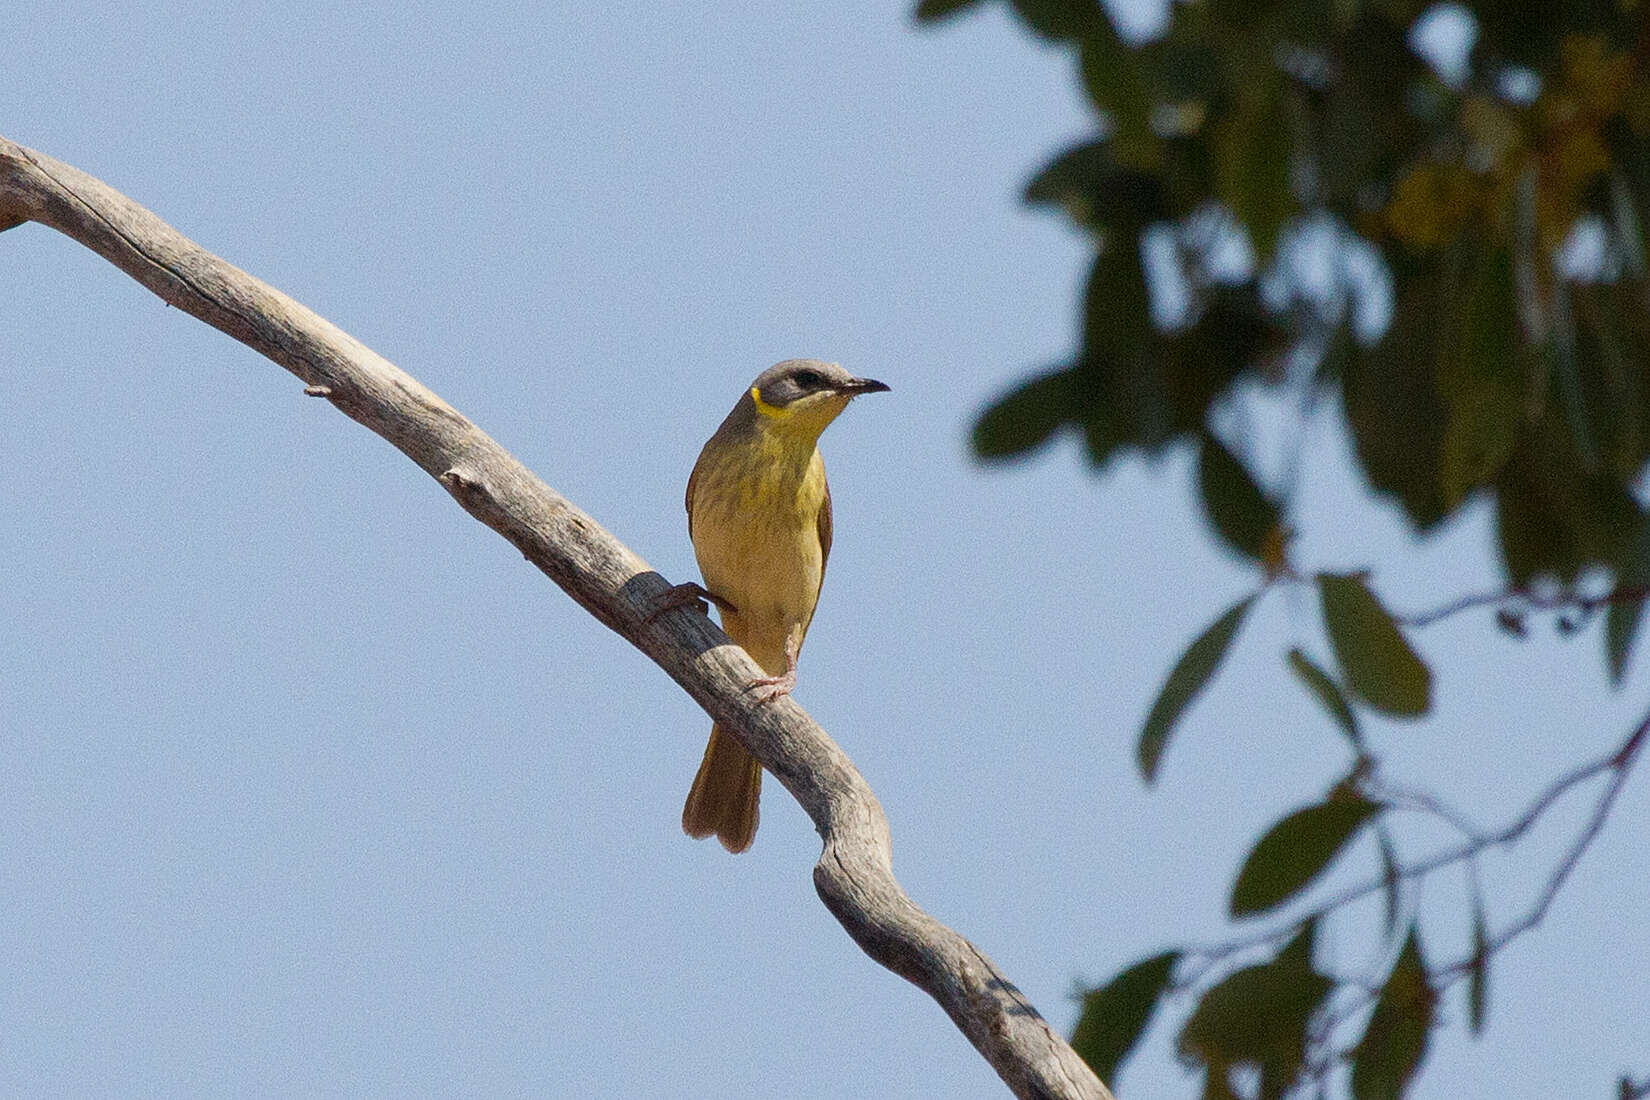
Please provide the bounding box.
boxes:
[749,359,890,410]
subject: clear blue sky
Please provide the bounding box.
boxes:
[3,2,1645,1096]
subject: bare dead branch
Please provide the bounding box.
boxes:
[0,134,1110,1100]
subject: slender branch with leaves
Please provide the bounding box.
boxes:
[1076,567,1648,1097]
[919,0,1650,1093]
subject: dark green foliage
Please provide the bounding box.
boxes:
[1230,789,1382,917]
[912,0,982,21]
[1007,0,1098,40]
[1198,433,1279,561]
[941,0,1650,602]
[1606,515,1650,683]
[972,368,1078,460]
[920,0,1650,1093]
[1342,274,1451,530]
[1138,594,1256,782]
[1319,573,1432,717]
[1467,897,1489,1036]
[1071,952,1180,1085]
[1178,921,1333,1100]
[1375,823,1402,935]
[1286,647,1362,749]
[1350,928,1434,1099]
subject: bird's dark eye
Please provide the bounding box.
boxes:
[793,370,822,389]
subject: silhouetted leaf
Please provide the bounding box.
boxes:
[1608,598,1648,684]
[1072,951,1180,1084]
[1607,514,1650,684]
[1211,76,1294,262]
[1138,595,1256,782]
[1083,248,1153,357]
[1494,419,1643,586]
[1008,0,1097,39]
[1206,0,1287,26]
[1167,285,1279,425]
[1081,400,1122,467]
[913,0,983,21]
[1319,573,1432,717]
[1344,273,1450,529]
[1179,920,1331,1098]
[1199,433,1280,561]
[1351,927,1433,1100]
[1286,648,1361,749]
[1079,246,1168,452]
[1467,896,1488,1036]
[1375,823,1401,936]
[1025,140,1110,212]
[1437,245,1521,509]
[1077,19,1157,167]
[1230,792,1381,917]
[1571,282,1645,480]
[1024,144,1171,232]
[973,367,1076,459]
[1551,280,1601,473]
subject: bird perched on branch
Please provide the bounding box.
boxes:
[667,359,889,853]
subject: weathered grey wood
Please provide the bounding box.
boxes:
[0,135,1111,1100]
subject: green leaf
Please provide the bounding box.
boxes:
[1024,140,1110,210]
[1071,951,1179,1084]
[1080,247,1166,452]
[1606,514,1650,685]
[1437,246,1521,508]
[1179,920,1332,1096]
[1198,434,1280,562]
[973,367,1076,460]
[1083,247,1153,356]
[1138,595,1256,782]
[1467,897,1489,1036]
[1375,823,1401,936]
[1549,280,1601,473]
[1286,648,1362,749]
[913,0,983,21]
[1076,20,1157,168]
[1318,573,1433,717]
[1008,0,1097,39]
[1607,596,1649,686]
[1230,792,1382,917]
[1493,418,1642,586]
[1351,927,1433,1100]
[1081,400,1122,468]
[1438,375,1522,512]
[1343,276,1451,529]
[1024,144,1170,232]
[1211,77,1294,263]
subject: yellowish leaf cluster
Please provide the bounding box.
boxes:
[1384,33,1638,257]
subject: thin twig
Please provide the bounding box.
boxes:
[1433,712,1649,987]
[1374,782,1487,844]
[1179,710,1650,983]
[1401,586,1650,629]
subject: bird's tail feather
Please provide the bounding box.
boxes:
[682,725,762,853]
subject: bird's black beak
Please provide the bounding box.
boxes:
[841,377,891,395]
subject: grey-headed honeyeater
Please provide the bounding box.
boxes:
[668,359,889,853]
